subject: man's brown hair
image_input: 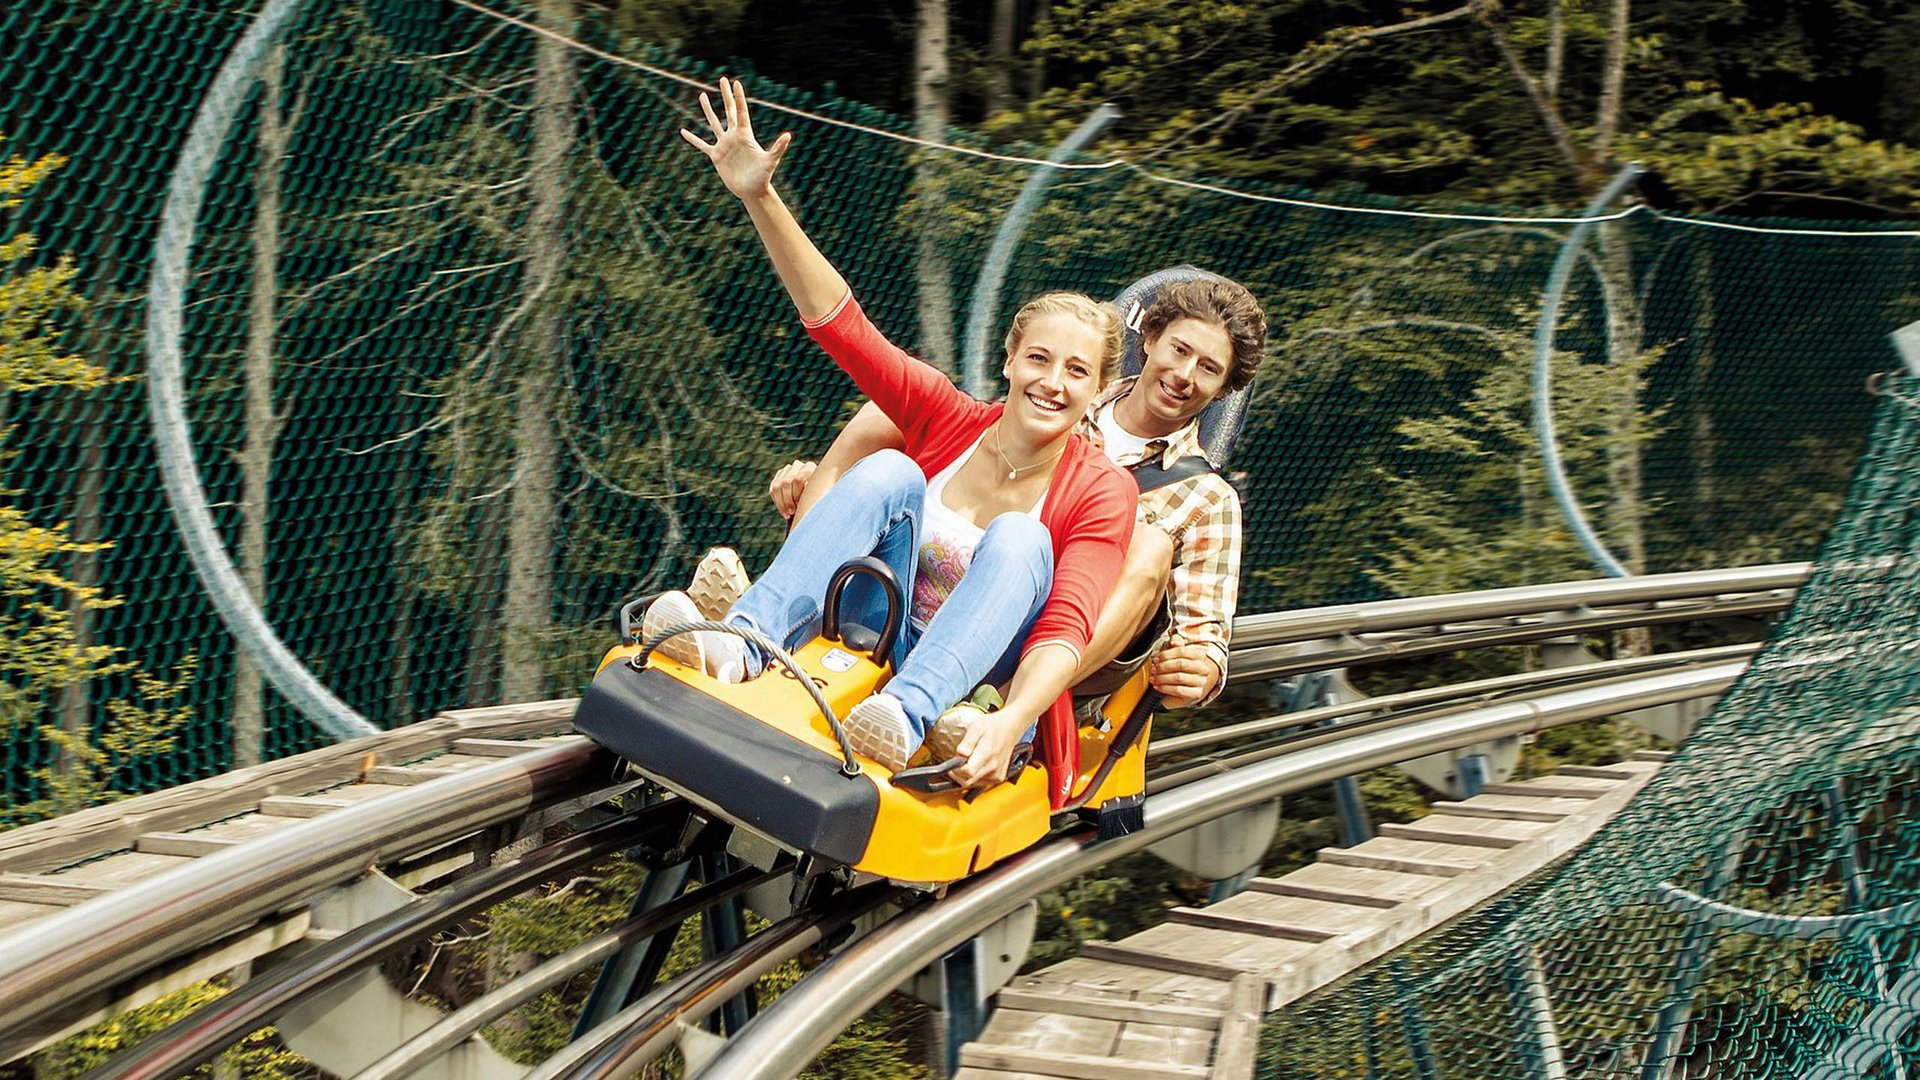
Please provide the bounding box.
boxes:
[1138,278,1267,393]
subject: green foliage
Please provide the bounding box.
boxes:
[20,657,200,819]
[0,136,196,823]
[1006,0,1920,214]
[29,981,314,1080]
[1630,88,1920,213]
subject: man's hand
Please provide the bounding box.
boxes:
[769,459,818,521]
[1150,633,1222,708]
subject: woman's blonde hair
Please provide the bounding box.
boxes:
[1001,292,1125,385]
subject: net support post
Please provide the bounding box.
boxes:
[1506,947,1570,1080]
[1639,829,1746,1080]
[1894,320,1920,380]
[1390,959,1444,1080]
[1531,162,1646,581]
[962,104,1121,398]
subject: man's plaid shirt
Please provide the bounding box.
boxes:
[1091,378,1243,702]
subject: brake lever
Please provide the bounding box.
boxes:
[890,757,965,793]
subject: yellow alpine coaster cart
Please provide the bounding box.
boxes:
[574,558,1159,887]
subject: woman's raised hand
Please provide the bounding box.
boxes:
[681,76,791,201]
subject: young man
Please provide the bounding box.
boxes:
[746,276,1266,709]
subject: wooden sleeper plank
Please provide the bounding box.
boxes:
[362,765,458,786]
[1555,764,1639,780]
[450,737,544,757]
[1167,907,1338,942]
[0,874,109,906]
[257,795,353,818]
[1377,821,1526,850]
[1244,877,1402,910]
[1428,800,1571,823]
[134,833,242,858]
[1265,861,1447,905]
[1479,780,1610,800]
[991,990,1222,1030]
[959,1044,1208,1080]
[1076,942,1251,983]
[1318,847,1475,878]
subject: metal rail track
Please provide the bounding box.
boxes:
[69,644,1748,1080]
[0,566,1798,1073]
[0,708,615,1060]
[693,662,1744,1080]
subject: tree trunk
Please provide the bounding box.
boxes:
[1689,249,1717,546]
[498,0,576,703]
[986,0,1017,115]
[913,0,955,373]
[463,489,508,706]
[57,395,103,781]
[1025,0,1051,98]
[1591,0,1630,160]
[233,43,290,766]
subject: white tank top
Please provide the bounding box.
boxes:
[911,436,1047,628]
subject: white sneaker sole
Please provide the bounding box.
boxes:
[844,698,914,772]
[689,547,750,621]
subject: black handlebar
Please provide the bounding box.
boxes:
[822,556,905,664]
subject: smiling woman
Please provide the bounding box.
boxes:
[642,77,1137,789]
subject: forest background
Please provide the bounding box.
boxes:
[1,0,1916,814]
[1,0,1918,1074]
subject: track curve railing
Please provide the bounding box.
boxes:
[0,565,1802,1075]
[690,662,1744,1079]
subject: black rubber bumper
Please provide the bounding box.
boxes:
[572,662,879,867]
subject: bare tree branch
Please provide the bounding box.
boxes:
[1145,4,1478,160]
[1475,0,1596,191]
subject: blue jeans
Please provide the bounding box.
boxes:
[726,450,1054,742]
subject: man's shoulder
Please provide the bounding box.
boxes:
[1139,459,1241,539]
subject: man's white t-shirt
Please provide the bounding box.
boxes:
[1094,400,1155,465]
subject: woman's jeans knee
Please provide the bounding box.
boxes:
[884,512,1052,738]
[726,450,924,673]
[724,456,1055,741]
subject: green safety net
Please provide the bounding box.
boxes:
[1260,378,1920,1077]
[0,0,1914,815]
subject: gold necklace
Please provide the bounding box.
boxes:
[992,427,1067,481]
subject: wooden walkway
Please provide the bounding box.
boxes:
[956,750,1671,1080]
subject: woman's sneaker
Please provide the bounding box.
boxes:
[844,693,915,772]
[688,546,750,620]
[640,591,748,682]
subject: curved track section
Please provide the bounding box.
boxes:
[0,567,1801,1076]
[691,662,1742,1079]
